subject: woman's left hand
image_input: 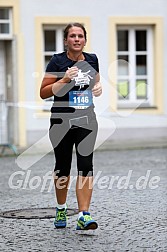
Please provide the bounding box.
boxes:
[92,82,102,97]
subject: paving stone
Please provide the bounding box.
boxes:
[0,148,167,251]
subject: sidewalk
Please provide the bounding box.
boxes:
[0,148,167,251]
[1,134,167,157]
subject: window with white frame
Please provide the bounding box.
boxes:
[43,25,66,69]
[0,8,12,39]
[43,25,66,107]
[117,26,153,108]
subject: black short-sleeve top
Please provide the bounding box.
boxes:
[45,51,99,113]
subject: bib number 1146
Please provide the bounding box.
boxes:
[69,90,92,109]
[73,95,89,104]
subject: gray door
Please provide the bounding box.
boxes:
[0,41,8,144]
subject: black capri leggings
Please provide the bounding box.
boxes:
[49,109,98,178]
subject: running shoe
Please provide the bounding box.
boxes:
[76,211,98,230]
[54,207,67,228]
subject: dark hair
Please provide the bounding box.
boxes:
[64,23,87,40]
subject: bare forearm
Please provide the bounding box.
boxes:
[52,78,70,97]
[40,83,54,99]
[40,78,69,99]
[40,67,79,100]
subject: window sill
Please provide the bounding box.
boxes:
[117,105,158,110]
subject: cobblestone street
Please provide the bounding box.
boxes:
[0,147,167,251]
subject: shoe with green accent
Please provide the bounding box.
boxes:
[76,211,98,230]
[54,207,67,228]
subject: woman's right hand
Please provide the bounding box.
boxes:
[40,66,79,99]
[62,66,78,82]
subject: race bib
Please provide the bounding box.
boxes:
[69,90,92,109]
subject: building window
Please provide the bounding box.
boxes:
[43,25,66,68]
[0,8,12,39]
[117,26,153,108]
[43,25,66,108]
